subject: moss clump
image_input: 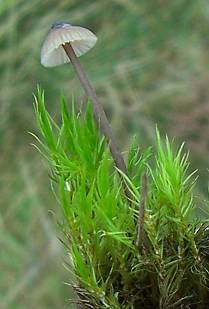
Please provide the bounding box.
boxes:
[34,89,209,308]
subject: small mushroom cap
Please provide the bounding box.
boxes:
[41,22,97,67]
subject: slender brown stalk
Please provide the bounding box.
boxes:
[62,42,132,200]
[136,173,148,250]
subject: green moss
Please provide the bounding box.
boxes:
[34,88,209,308]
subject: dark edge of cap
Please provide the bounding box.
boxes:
[51,21,71,29]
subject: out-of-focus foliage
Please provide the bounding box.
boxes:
[1,0,209,308]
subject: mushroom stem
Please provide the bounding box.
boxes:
[62,42,131,200]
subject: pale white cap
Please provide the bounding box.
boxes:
[41,22,97,67]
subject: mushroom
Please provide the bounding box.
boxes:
[41,22,97,67]
[41,22,131,199]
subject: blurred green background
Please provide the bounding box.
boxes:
[1,0,209,308]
